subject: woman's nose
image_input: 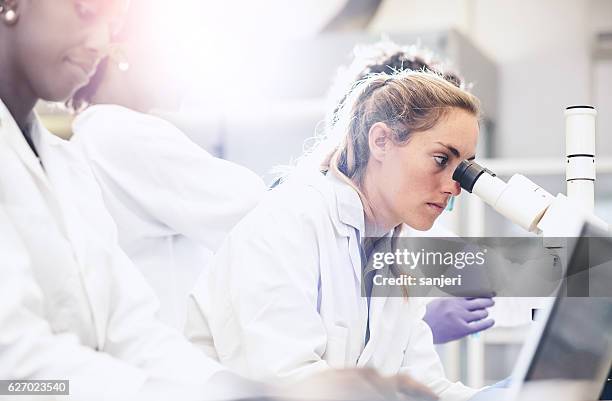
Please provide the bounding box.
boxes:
[444,178,461,196]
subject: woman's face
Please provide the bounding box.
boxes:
[371,108,479,231]
[8,0,127,101]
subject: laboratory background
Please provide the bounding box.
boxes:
[36,0,612,389]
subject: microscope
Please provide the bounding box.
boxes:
[452,106,612,399]
[453,105,609,299]
[452,106,608,239]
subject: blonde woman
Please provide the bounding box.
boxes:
[326,40,495,345]
[186,71,483,401]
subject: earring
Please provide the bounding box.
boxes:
[117,58,130,72]
[109,44,130,72]
[4,8,17,24]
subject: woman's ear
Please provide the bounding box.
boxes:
[368,122,393,162]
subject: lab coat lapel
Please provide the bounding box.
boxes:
[33,122,88,265]
[357,297,402,367]
[0,102,72,242]
[358,235,396,366]
[32,119,110,349]
[327,173,403,367]
[0,102,55,195]
[328,174,366,285]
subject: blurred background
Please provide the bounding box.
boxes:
[42,0,612,172]
[37,0,612,387]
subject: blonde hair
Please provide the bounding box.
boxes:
[313,70,481,220]
[326,39,465,131]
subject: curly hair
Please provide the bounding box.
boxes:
[66,57,110,112]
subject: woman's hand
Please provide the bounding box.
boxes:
[423,297,495,344]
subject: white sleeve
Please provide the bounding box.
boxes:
[1,195,227,401]
[187,199,331,382]
[73,109,266,251]
[399,302,479,401]
[0,207,147,401]
[102,244,227,385]
[78,178,229,387]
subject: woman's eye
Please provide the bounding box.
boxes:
[433,155,449,167]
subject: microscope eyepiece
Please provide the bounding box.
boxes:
[452,160,496,193]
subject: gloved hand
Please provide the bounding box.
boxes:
[423,297,495,344]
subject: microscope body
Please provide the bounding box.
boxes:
[469,170,608,238]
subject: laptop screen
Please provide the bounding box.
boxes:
[525,297,612,380]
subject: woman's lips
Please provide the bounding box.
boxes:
[426,202,445,213]
[66,58,97,79]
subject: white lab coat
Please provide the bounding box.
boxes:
[186,171,478,401]
[71,105,266,328]
[0,100,226,400]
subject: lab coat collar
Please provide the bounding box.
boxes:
[32,117,65,148]
[0,100,52,188]
[326,173,368,287]
[0,99,90,250]
[18,107,110,349]
[326,172,396,240]
[324,172,399,280]
[326,172,366,236]
[29,110,75,166]
[313,172,406,366]
[28,115,90,264]
[0,99,77,247]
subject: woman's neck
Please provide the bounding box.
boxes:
[364,217,390,238]
[361,170,399,236]
[0,73,37,132]
[0,36,38,131]
[0,66,39,157]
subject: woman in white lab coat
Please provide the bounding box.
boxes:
[327,40,495,345]
[186,71,483,400]
[0,1,238,399]
[67,0,266,328]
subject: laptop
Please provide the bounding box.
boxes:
[504,222,612,401]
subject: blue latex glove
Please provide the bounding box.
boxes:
[423,297,495,344]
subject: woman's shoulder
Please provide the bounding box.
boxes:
[236,174,339,233]
[276,173,339,214]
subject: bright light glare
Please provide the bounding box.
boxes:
[149,0,347,107]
